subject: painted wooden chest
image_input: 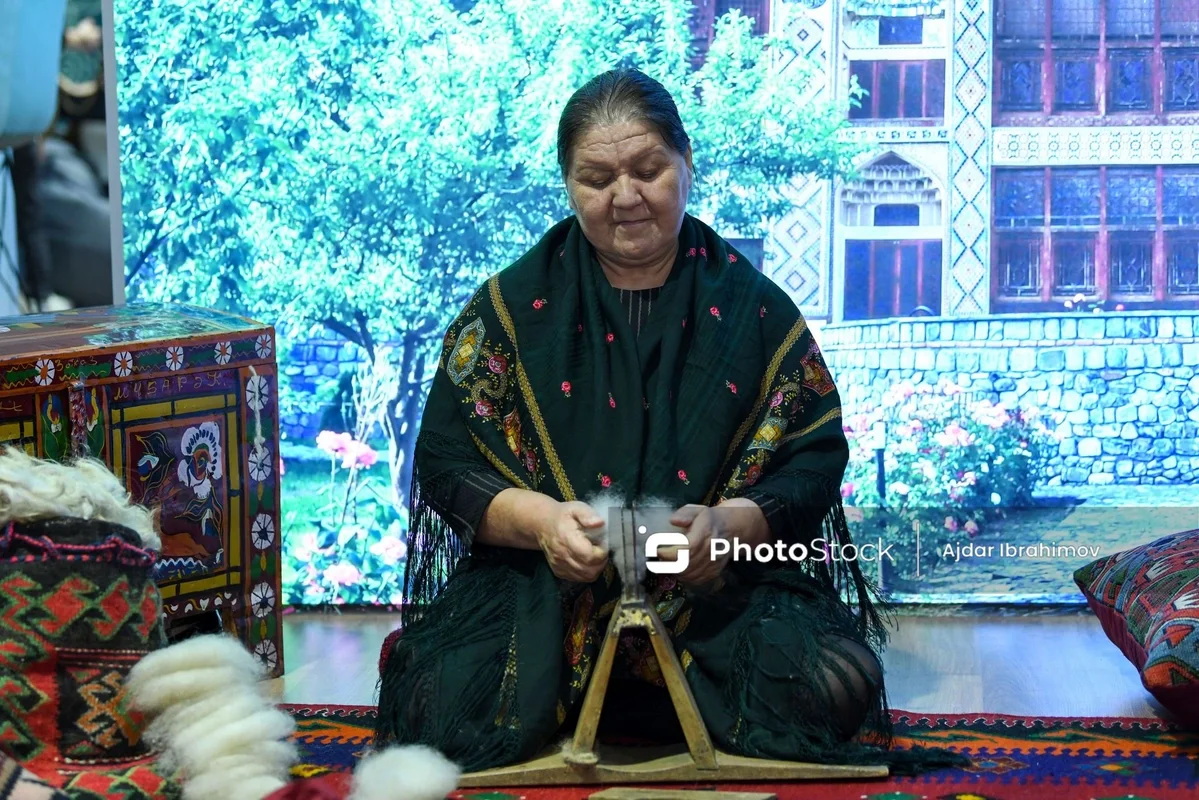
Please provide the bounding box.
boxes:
[0,303,284,677]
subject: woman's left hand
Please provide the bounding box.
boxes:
[669,499,772,588]
[668,504,730,588]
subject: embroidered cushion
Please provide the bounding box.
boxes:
[1074,529,1199,723]
[0,518,179,797]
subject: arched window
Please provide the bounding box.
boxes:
[839,154,945,320]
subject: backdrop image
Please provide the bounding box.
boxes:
[109,0,1199,606]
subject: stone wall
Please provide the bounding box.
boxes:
[279,329,363,441]
[819,311,1199,486]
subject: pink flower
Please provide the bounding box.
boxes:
[316,430,354,456]
[677,469,689,484]
[840,482,855,498]
[533,298,546,309]
[770,391,784,408]
[577,324,583,333]
[745,465,761,485]
[709,306,720,318]
[964,520,980,536]
[600,474,612,488]
[687,248,697,257]
[945,516,959,532]
[293,532,322,563]
[475,400,493,417]
[341,439,379,469]
[934,422,975,448]
[759,306,766,317]
[609,394,616,408]
[700,247,707,257]
[728,253,737,263]
[488,355,508,374]
[606,332,615,343]
[561,381,572,396]
[324,562,361,586]
[370,536,408,566]
[726,381,737,394]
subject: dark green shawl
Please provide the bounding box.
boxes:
[405,213,882,640]
[384,214,973,776]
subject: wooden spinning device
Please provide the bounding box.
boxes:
[458,505,889,791]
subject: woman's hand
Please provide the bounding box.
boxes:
[667,504,730,588]
[536,501,609,583]
[669,499,772,588]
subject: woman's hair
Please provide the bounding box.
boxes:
[0,446,161,550]
[556,68,692,177]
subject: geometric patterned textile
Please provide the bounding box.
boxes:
[1075,529,1199,725]
[283,704,1199,799]
[947,0,992,316]
[0,518,179,798]
[769,2,832,317]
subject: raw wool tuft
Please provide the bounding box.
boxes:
[125,634,297,800]
[0,445,162,550]
[581,491,681,586]
[348,745,461,800]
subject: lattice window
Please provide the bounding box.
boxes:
[1110,235,1155,294]
[848,60,947,120]
[1162,1,1199,38]
[1167,237,1199,295]
[1106,169,1157,226]
[996,0,1199,115]
[844,240,942,321]
[995,170,1046,228]
[994,166,1199,307]
[1053,236,1098,293]
[880,17,923,45]
[1162,168,1199,226]
[1055,57,1097,109]
[1107,0,1155,38]
[998,0,1047,38]
[997,237,1044,297]
[1051,170,1101,226]
[1108,51,1153,110]
[1000,57,1044,110]
[1165,52,1199,110]
[1052,0,1101,38]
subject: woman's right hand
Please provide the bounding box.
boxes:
[537,501,608,583]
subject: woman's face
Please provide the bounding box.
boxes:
[565,119,692,269]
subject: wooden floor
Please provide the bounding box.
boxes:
[264,610,1172,721]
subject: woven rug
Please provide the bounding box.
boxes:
[283,704,1199,799]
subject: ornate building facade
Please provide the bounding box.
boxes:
[764,0,1199,486]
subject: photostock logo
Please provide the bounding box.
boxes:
[644,527,689,574]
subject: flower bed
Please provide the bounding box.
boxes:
[842,380,1058,580]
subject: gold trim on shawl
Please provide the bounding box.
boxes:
[704,316,808,505]
[488,276,577,501]
[778,407,842,446]
[469,431,533,491]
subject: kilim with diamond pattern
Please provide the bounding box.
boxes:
[0,518,180,798]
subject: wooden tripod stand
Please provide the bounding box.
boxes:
[457,506,889,789]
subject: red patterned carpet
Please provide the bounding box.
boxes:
[283,704,1199,799]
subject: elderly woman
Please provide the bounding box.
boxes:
[376,69,961,775]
